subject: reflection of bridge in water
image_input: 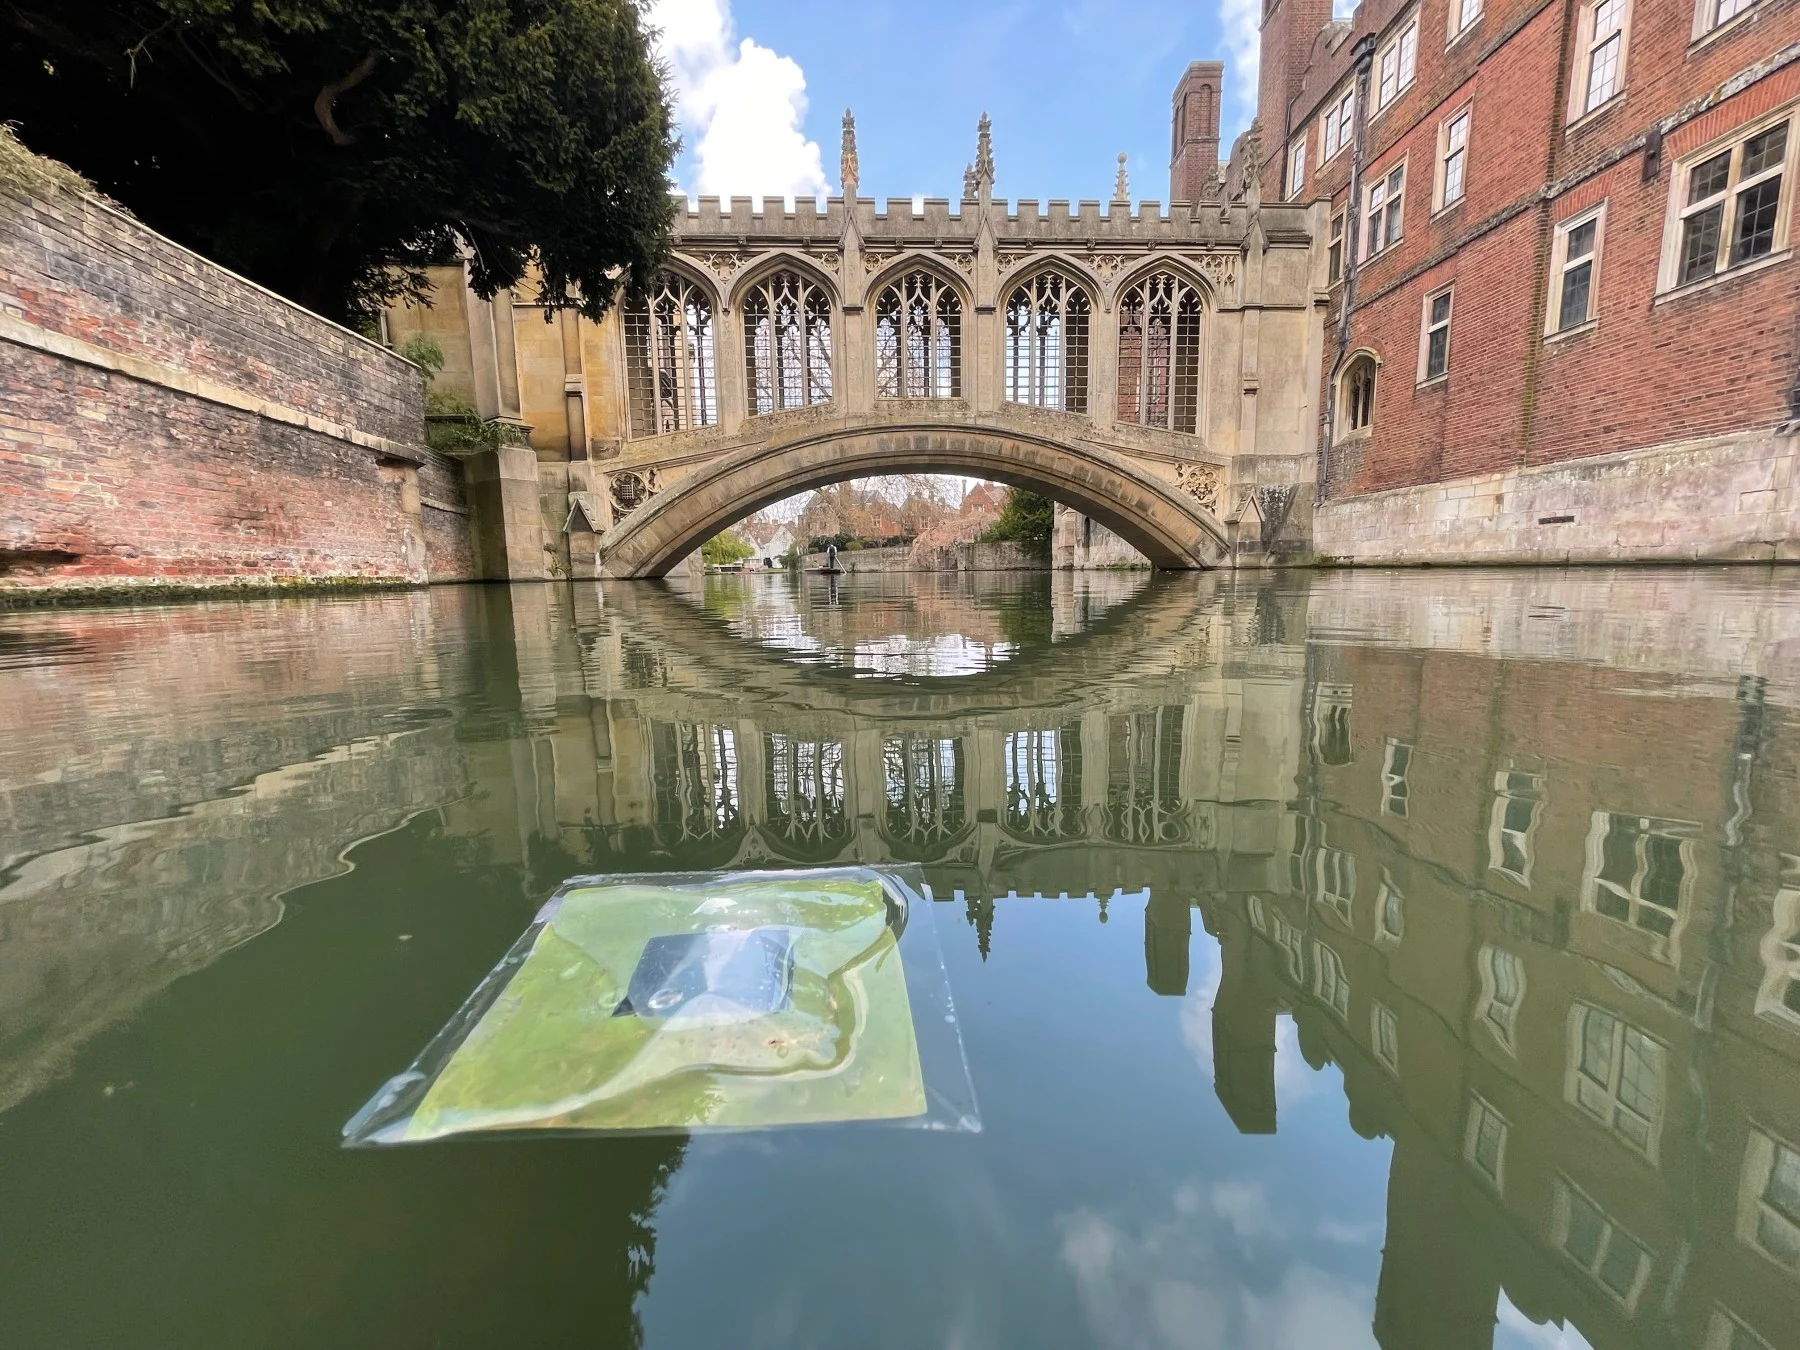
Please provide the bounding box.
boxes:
[8,570,1800,1350]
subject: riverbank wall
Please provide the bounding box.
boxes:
[798,541,1046,573]
[0,141,480,603]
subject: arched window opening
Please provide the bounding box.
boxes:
[1005,273,1090,413]
[742,270,833,414]
[1341,355,1378,437]
[1116,272,1203,434]
[875,270,962,398]
[624,273,717,435]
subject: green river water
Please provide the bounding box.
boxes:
[2,568,1799,1350]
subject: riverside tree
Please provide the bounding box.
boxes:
[1,0,677,326]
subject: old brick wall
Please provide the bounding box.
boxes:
[0,172,476,598]
[1276,0,1800,554]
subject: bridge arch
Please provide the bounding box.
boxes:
[596,422,1229,578]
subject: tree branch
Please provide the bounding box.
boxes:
[313,53,378,146]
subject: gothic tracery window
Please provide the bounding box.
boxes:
[624,272,718,435]
[1116,271,1203,434]
[742,269,833,414]
[1004,273,1090,413]
[1341,354,1378,436]
[875,270,962,398]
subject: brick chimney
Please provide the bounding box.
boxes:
[1169,62,1223,204]
[1257,0,1334,149]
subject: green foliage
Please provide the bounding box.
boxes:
[981,489,1056,557]
[397,333,446,378]
[701,531,754,567]
[4,0,678,326]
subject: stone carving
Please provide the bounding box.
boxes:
[1201,162,1225,204]
[1238,119,1264,192]
[969,113,995,199]
[1196,253,1237,289]
[609,467,661,519]
[1176,462,1224,512]
[1089,254,1130,279]
[997,251,1032,272]
[840,109,859,198]
[863,249,898,275]
[1113,153,1129,202]
[701,252,742,283]
[945,252,975,277]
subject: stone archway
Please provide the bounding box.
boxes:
[597,423,1229,578]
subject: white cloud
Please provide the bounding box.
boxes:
[646,0,829,202]
[1218,0,1261,136]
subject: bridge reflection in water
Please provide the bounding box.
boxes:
[2,568,1800,1348]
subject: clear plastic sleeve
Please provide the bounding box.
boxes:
[343,866,979,1144]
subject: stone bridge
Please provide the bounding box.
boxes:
[387,101,1323,578]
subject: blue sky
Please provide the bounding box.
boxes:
[647,0,1261,207]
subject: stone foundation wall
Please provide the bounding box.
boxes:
[0,166,476,601]
[1051,504,1151,568]
[1313,429,1800,566]
[797,541,1048,572]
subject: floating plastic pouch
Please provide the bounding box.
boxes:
[343,866,978,1143]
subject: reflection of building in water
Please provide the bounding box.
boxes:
[9,569,1800,1350]
[1198,635,1800,1350]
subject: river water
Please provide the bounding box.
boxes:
[3,569,1800,1349]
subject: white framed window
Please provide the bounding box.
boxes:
[1273,910,1306,983]
[1372,1000,1400,1071]
[1450,0,1484,42]
[1436,108,1471,210]
[1696,0,1761,40]
[1314,939,1350,1019]
[1381,739,1412,817]
[1465,1094,1509,1190]
[1339,352,1377,437]
[1737,1128,1800,1272]
[1314,684,1353,765]
[1704,1308,1775,1350]
[1755,872,1800,1033]
[1288,138,1307,201]
[1247,892,1267,932]
[1327,211,1347,283]
[1566,1002,1664,1159]
[1318,845,1357,924]
[1376,871,1405,946]
[1476,944,1525,1052]
[1376,16,1420,112]
[1555,1178,1653,1310]
[1660,108,1795,293]
[1322,86,1356,161]
[1418,285,1453,383]
[1571,0,1632,120]
[1488,770,1543,885]
[1581,811,1697,963]
[1365,162,1406,258]
[1548,205,1605,334]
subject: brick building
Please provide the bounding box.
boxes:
[1249,0,1800,562]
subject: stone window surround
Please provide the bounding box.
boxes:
[1321,83,1357,164]
[1546,202,1608,339]
[1373,10,1421,118]
[1654,100,1798,298]
[1692,0,1764,45]
[1364,157,1409,262]
[1553,1176,1654,1312]
[1464,1092,1510,1190]
[1567,0,1634,126]
[1434,103,1474,214]
[1417,282,1454,386]
[1336,349,1380,441]
[1447,0,1484,49]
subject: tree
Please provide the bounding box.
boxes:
[981,488,1056,557]
[1,0,677,326]
[701,530,753,567]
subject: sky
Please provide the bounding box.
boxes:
[645,0,1266,206]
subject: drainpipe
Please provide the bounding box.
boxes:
[1316,35,1379,507]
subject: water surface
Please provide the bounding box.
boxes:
[3,568,1800,1349]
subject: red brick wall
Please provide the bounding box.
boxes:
[1280,0,1800,497]
[0,177,475,597]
